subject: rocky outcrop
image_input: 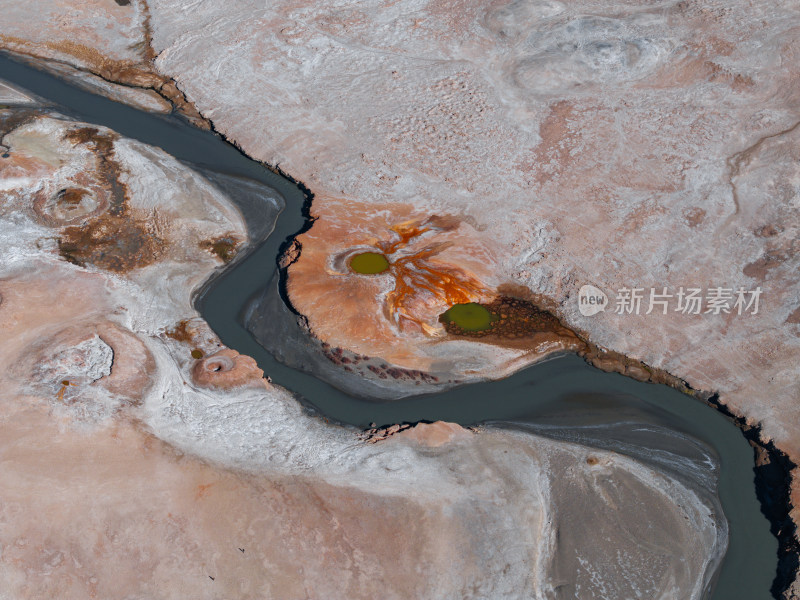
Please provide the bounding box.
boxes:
[274,197,588,387]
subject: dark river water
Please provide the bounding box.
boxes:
[0,53,778,599]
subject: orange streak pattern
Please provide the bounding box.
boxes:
[56,380,73,402]
[376,220,489,329]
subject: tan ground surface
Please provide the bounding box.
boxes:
[0,111,722,598]
[4,0,799,595]
[141,0,800,452]
[3,3,796,438]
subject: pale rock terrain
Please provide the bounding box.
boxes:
[2,0,797,439]
[0,0,207,124]
[0,110,722,598]
[4,0,799,594]
[140,1,800,578]
[142,0,800,451]
[0,0,174,112]
[0,0,147,68]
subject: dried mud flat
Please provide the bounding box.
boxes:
[144,0,800,440]
[0,100,726,598]
[1,0,800,596]
[144,0,800,593]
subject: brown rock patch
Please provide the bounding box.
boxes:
[755,224,783,238]
[200,235,242,263]
[278,238,301,268]
[62,127,125,214]
[58,214,163,272]
[743,250,788,280]
[165,319,195,343]
[683,207,706,227]
[55,127,165,272]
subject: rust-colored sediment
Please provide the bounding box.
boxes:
[377,217,491,330]
[286,198,499,362]
[165,319,195,343]
[58,217,163,272]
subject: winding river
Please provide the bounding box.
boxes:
[0,53,779,599]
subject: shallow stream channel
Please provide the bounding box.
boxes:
[0,53,779,599]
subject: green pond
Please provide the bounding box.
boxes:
[441,302,496,331]
[349,251,390,274]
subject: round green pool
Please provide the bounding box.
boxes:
[349,252,390,274]
[440,302,495,331]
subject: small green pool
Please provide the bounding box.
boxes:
[349,252,390,274]
[440,302,496,331]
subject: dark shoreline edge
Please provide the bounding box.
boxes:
[1,48,795,599]
[703,393,799,598]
